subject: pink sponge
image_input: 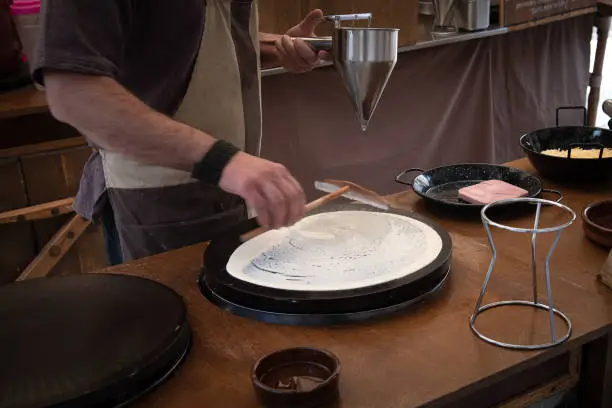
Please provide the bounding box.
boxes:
[458,180,529,205]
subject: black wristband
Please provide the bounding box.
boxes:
[191,140,240,185]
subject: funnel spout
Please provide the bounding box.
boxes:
[360,119,370,132]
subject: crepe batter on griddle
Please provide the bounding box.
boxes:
[226,211,443,291]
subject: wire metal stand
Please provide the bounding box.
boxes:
[469,198,576,350]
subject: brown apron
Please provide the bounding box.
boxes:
[100,0,262,261]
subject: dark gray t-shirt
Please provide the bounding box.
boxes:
[32,0,206,219]
[33,0,261,224]
[33,0,204,115]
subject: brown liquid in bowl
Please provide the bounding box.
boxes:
[260,362,331,392]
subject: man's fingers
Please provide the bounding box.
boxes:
[274,36,288,58]
[278,36,313,73]
[275,176,303,227]
[318,50,331,61]
[273,163,305,221]
[279,9,325,73]
[263,181,289,229]
[242,172,304,229]
[272,164,305,226]
[258,164,295,228]
[281,173,305,225]
[219,152,305,229]
[297,9,324,37]
[258,165,305,228]
[275,36,296,71]
[280,36,309,70]
[243,184,271,228]
[293,39,318,64]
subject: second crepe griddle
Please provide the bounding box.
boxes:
[199,203,452,325]
[0,274,191,408]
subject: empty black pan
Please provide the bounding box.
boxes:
[520,106,612,182]
[394,163,562,213]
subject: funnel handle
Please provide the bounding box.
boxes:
[297,37,333,52]
[324,13,373,25]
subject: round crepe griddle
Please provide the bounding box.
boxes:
[199,204,452,325]
[0,274,192,408]
[227,211,444,292]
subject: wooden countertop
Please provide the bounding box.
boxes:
[101,159,612,408]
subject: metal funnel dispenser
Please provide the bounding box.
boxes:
[302,14,399,131]
[333,26,399,131]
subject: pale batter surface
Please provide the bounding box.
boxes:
[226,211,444,291]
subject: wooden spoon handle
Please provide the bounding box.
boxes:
[241,185,351,242]
[305,185,350,211]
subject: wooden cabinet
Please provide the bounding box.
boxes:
[20,145,107,278]
[0,158,35,283]
[258,0,419,47]
[0,139,108,283]
[0,89,108,283]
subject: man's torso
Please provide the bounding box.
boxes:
[116,0,204,115]
[35,0,261,260]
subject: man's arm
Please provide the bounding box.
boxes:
[36,0,306,228]
[45,72,212,171]
[45,71,306,228]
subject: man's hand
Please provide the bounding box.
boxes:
[275,9,327,74]
[219,152,306,229]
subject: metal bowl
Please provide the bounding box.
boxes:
[520,107,612,182]
[583,200,612,248]
[419,0,435,15]
[252,347,341,408]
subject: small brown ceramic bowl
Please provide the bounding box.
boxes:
[583,200,612,248]
[252,347,341,408]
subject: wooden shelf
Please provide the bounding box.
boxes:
[0,87,48,120]
[507,7,598,31]
[600,0,612,15]
[0,137,87,159]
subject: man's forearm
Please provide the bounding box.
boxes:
[45,72,215,172]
